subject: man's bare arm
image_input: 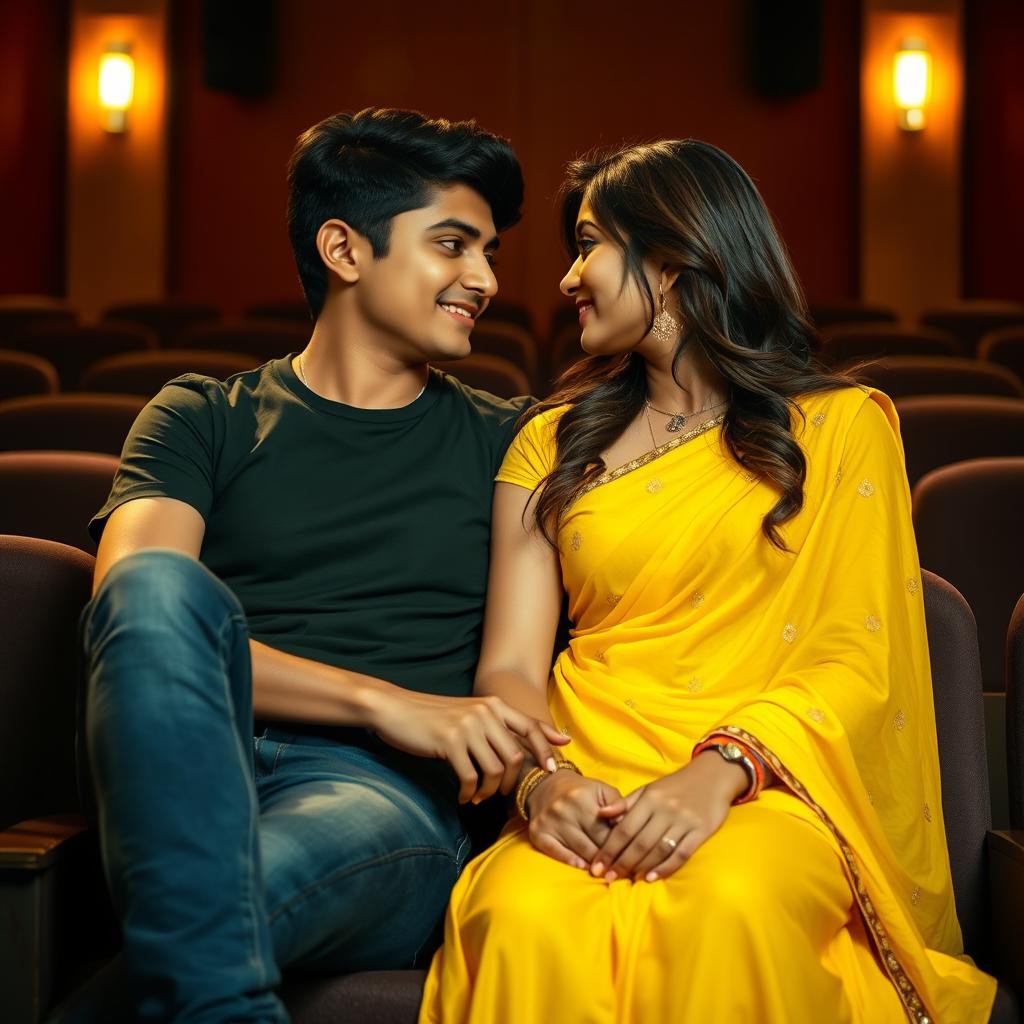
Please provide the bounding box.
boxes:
[92,497,565,800]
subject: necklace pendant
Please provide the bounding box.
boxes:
[665,414,687,433]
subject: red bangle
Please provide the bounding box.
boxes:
[693,737,765,804]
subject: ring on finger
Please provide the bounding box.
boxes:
[661,835,679,849]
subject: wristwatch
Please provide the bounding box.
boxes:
[708,741,758,801]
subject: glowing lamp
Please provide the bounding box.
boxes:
[99,43,134,133]
[894,38,931,132]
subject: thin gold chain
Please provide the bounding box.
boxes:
[643,403,659,449]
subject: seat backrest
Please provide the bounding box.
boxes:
[102,301,221,347]
[923,569,991,960]
[0,535,95,831]
[16,322,159,389]
[467,323,539,385]
[920,303,1024,356]
[178,319,310,361]
[914,458,1024,691]
[894,395,1024,488]
[807,302,898,330]
[0,348,59,401]
[432,353,531,399]
[0,451,120,554]
[80,348,262,396]
[0,305,76,349]
[479,300,534,335]
[244,299,311,322]
[546,321,585,385]
[1006,591,1024,829]
[0,393,147,456]
[820,326,961,366]
[979,328,1024,383]
[852,357,1023,400]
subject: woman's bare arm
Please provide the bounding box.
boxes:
[474,482,565,752]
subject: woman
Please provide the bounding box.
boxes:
[419,140,995,1022]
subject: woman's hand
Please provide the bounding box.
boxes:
[590,751,749,882]
[525,770,627,870]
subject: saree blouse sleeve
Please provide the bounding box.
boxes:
[700,388,971,1004]
[494,405,568,490]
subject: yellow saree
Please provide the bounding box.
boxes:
[419,386,996,1023]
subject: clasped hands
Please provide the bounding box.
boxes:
[524,751,749,882]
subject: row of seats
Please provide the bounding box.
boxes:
[0,319,544,393]
[1,391,1020,485]
[4,294,1024,390]
[3,334,1024,405]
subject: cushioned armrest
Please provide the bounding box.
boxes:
[0,814,88,870]
[988,830,1024,997]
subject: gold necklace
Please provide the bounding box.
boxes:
[645,393,727,434]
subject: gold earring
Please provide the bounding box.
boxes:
[651,283,678,343]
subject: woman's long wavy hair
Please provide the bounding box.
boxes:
[526,139,856,551]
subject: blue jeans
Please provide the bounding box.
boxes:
[79,549,470,1023]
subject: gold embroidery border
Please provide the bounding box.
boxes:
[705,725,931,1024]
[576,414,725,501]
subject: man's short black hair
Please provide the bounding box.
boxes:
[287,107,524,320]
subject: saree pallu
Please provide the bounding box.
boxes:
[420,387,996,1024]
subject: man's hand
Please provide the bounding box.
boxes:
[524,770,626,869]
[368,690,569,803]
[590,751,748,881]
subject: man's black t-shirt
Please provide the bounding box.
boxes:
[90,355,531,697]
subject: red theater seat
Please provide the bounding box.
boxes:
[0,394,147,457]
[0,451,120,554]
[0,349,59,401]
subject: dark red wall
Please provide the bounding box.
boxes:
[965,0,1024,301]
[0,0,67,296]
[167,1,861,332]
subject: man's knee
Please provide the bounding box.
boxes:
[84,548,242,645]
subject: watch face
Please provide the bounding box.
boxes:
[721,742,744,761]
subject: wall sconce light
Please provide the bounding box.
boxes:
[893,37,931,132]
[99,43,134,133]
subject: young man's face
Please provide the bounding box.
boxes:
[355,184,500,363]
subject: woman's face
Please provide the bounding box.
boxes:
[559,197,661,357]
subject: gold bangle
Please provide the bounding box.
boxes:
[514,767,547,820]
[514,759,582,821]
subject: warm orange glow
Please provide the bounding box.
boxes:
[894,38,931,131]
[99,44,134,132]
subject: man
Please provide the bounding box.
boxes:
[81,107,564,1022]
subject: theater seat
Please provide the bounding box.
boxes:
[807,301,898,330]
[178,319,310,362]
[1007,592,1024,831]
[920,302,1024,357]
[895,396,1024,489]
[12,323,158,391]
[0,349,59,401]
[465,322,539,389]
[0,451,120,554]
[853,357,1024,400]
[0,299,76,349]
[820,325,960,367]
[980,329,1024,384]
[914,458,1024,830]
[433,353,531,399]
[102,302,220,347]
[80,349,262,396]
[0,394,147,457]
